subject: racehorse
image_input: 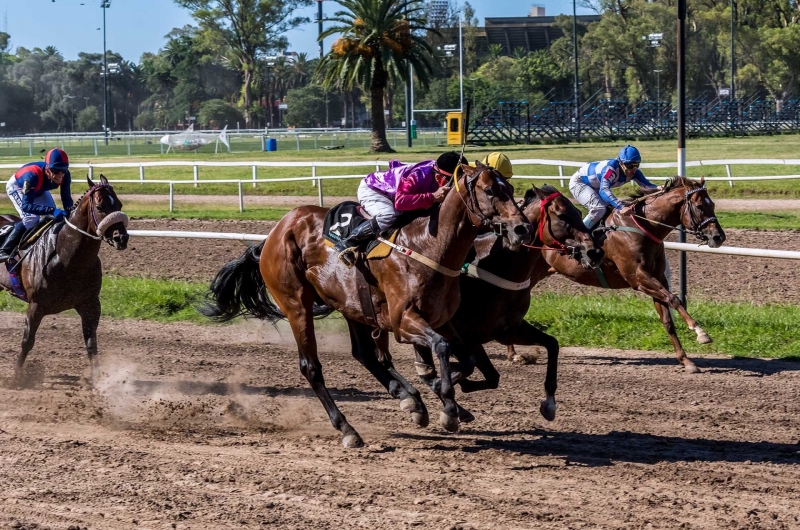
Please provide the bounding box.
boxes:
[200,162,532,448]
[0,175,129,385]
[539,176,725,373]
[393,185,603,423]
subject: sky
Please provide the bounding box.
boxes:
[1,0,595,62]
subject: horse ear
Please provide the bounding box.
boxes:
[700,176,705,186]
[100,174,109,185]
[87,175,94,187]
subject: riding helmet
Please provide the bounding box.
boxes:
[435,151,468,177]
[618,145,641,165]
[45,148,70,172]
[482,152,513,178]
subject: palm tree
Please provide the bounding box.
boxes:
[317,0,435,152]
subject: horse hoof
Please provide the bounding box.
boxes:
[399,397,418,413]
[438,412,460,432]
[411,410,430,428]
[684,363,701,374]
[697,332,713,345]
[539,400,557,422]
[342,433,364,449]
[510,353,537,365]
[457,406,475,423]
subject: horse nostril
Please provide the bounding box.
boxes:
[513,224,529,237]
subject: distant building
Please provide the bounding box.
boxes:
[481,8,600,56]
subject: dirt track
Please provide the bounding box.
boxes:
[2,219,800,528]
[1,312,799,529]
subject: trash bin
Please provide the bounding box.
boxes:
[266,138,277,152]
[410,120,417,139]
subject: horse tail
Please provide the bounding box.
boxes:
[197,241,285,323]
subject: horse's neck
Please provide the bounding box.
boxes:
[57,206,101,267]
[477,202,542,282]
[408,184,476,271]
[638,192,685,239]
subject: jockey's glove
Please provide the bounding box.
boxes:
[53,209,67,220]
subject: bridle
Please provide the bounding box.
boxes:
[448,166,514,235]
[65,184,120,245]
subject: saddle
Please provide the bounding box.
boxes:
[0,215,59,251]
[322,202,399,260]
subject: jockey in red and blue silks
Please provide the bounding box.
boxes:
[569,145,660,229]
[0,148,74,262]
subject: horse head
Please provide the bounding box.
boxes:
[522,185,603,269]
[73,174,129,250]
[457,161,532,250]
[663,177,726,248]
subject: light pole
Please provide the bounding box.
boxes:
[101,0,111,145]
[572,0,580,141]
[653,70,662,127]
[83,96,90,109]
[730,0,736,131]
[65,95,76,132]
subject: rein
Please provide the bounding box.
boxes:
[66,184,123,245]
[624,183,718,242]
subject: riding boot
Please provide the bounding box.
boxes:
[0,222,26,263]
[334,219,379,268]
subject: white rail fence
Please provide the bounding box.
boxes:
[127,229,800,261]
[3,158,800,212]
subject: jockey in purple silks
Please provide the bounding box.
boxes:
[335,151,467,267]
[0,148,73,262]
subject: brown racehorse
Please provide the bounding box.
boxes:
[536,176,725,373]
[200,163,532,447]
[407,184,604,423]
[0,175,129,384]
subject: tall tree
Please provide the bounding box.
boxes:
[317,0,436,152]
[174,0,312,126]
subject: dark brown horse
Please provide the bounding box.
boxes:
[0,175,129,384]
[401,185,603,423]
[200,162,532,447]
[537,176,725,373]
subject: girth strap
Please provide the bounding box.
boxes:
[461,263,531,291]
[354,265,378,328]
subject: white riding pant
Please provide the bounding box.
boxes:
[357,180,401,230]
[570,172,608,229]
[6,176,55,229]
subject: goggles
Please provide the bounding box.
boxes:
[622,162,640,170]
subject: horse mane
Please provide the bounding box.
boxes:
[522,184,560,207]
[625,175,697,204]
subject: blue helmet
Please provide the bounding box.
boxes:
[45,148,70,172]
[618,145,641,165]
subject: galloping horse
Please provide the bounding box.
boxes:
[407,185,604,423]
[540,176,725,373]
[0,175,129,384]
[201,162,532,447]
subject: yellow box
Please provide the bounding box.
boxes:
[446,111,465,145]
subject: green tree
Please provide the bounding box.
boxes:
[76,105,101,131]
[317,0,436,152]
[133,111,158,130]
[198,98,243,127]
[285,85,342,127]
[174,0,312,126]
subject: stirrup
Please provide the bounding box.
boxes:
[337,247,359,269]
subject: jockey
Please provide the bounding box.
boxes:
[0,148,73,262]
[482,152,513,179]
[569,145,659,230]
[335,151,467,267]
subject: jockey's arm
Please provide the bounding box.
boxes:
[632,169,658,189]
[59,170,74,210]
[394,173,435,211]
[598,168,625,210]
[18,173,56,216]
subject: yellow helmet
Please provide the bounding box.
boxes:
[482,152,513,178]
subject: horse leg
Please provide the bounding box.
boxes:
[505,343,538,365]
[15,303,45,385]
[653,298,700,374]
[635,270,702,373]
[396,312,461,432]
[345,320,429,428]
[75,297,101,385]
[414,344,476,423]
[282,290,363,448]
[497,322,560,421]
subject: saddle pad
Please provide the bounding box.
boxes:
[323,201,398,259]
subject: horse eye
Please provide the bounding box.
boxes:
[483,187,495,198]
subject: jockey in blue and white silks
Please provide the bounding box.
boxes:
[569,145,659,229]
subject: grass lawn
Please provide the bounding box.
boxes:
[6,135,800,198]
